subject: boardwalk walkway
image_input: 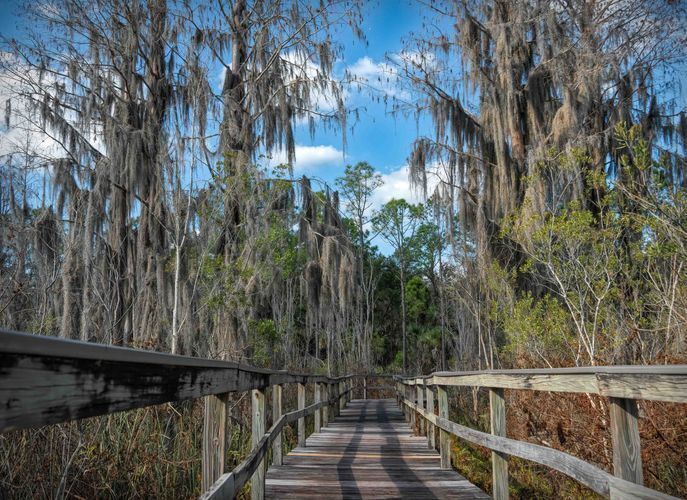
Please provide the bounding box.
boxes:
[265,399,488,499]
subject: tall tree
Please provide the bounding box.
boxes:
[336,161,382,367]
[373,198,422,373]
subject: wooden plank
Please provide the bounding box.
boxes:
[489,388,508,500]
[398,366,687,403]
[314,383,322,433]
[265,399,489,499]
[426,385,435,450]
[0,329,358,433]
[252,388,266,500]
[609,397,643,485]
[202,393,228,492]
[437,385,450,469]
[417,385,425,436]
[322,383,330,427]
[272,385,283,466]
[298,383,306,448]
[404,400,680,499]
[599,373,687,403]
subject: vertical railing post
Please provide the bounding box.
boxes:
[297,382,306,448]
[609,397,643,485]
[272,384,282,466]
[417,383,424,436]
[363,376,367,399]
[251,388,266,500]
[437,385,450,470]
[322,382,330,427]
[489,388,508,500]
[339,381,345,411]
[202,393,228,492]
[410,384,416,431]
[426,383,435,450]
[314,382,322,433]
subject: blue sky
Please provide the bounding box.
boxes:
[0,0,432,206]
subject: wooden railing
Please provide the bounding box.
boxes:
[395,366,687,499]
[0,328,362,499]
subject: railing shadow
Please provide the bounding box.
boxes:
[377,399,436,499]
[334,399,436,499]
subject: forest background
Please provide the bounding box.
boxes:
[1,0,686,497]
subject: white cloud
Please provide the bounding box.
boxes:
[370,164,441,210]
[268,144,344,174]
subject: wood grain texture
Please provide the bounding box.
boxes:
[272,385,283,466]
[0,329,355,433]
[402,399,680,499]
[202,386,356,499]
[265,399,489,499]
[252,389,266,500]
[609,397,643,485]
[202,393,227,492]
[396,365,687,403]
[426,385,435,451]
[437,386,450,470]
[489,388,508,500]
[298,383,306,448]
[314,383,322,433]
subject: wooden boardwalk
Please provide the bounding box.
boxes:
[265,399,489,499]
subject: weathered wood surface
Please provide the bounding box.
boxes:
[609,397,643,485]
[202,393,228,491]
[489,388,508,500]
[265,399,488,499]
[202,386,356,499]
[0,329,353,432]
[399,365,687,403]
[403,399,679,499]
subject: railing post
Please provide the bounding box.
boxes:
[339,381,345,411]
[410,384,416,431]
[437,385,450,469]
[417,383,424,436]
[272,384,283,466]
[489,388,508,500]
[322,382,330,427]
[426,383,435,450]
[251,388,266,500]
[609,397,643,485]
[314,382,322,433]
[297,382,306,448]
[363,376,367,399]
[202,393,228,492]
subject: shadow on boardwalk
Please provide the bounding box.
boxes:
[265,398,489,499]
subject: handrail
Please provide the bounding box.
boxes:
[0,328,352,432]
[201,384,356,499]
[395,366,687,499]
[395,365,687,402]
[0,328,363,499]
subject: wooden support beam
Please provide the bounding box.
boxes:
[297,383,306,448]
[202,393,228,492]
[314,383,322,433]
[426,384,435,450]
[251,388,266,500]
[417,385,425,435]
[489,388,508,500]
[437,385,450,469]
[272,385,282,466]
[609,397,643,485]
[322,383,330,427]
